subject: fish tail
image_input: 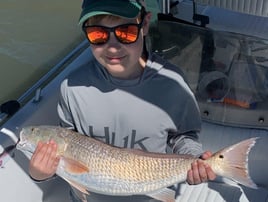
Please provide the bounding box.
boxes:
[210,137,258,189]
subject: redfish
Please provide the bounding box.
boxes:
[16,126,258,202]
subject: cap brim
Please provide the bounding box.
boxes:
[79,1,142,25]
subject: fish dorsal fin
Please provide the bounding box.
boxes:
[61,156,89,174]
[147,188,175,202]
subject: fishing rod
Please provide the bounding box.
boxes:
[0,128,19,168]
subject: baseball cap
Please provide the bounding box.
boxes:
[79,0,145,25]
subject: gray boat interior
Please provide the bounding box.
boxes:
[0,1,267,201]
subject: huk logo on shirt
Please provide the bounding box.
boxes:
[88,126,149,151]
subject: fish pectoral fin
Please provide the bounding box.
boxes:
[147,188,175,202]
[61,156,89,174]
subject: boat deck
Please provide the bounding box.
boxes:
[0,1,267,201]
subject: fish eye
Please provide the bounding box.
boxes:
[219,155,224,159]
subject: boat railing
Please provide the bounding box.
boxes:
[0,40,89,126]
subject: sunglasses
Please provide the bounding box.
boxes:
[82,19,144,45]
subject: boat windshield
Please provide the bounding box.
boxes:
[149,20,268,129]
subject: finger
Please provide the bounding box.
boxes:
[200,151,212,160]
[191,161,201,184]
[29,142,51,177]
[186,170,194,185]
[42,140,57,168]
[205,163,217,180]
[186,169,194,185]
[32,141,43,156]
[197,160,208,182]
[46,141,59,169]
[31,141,46,163]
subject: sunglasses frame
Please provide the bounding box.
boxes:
[82,17,144,45]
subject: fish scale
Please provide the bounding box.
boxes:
[65,134,184,186]
[17,126,258,201]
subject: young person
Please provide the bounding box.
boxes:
[29,0,216,201]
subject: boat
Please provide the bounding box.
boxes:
[0,1,267,201]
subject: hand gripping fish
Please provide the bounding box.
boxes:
[16,126,258,202]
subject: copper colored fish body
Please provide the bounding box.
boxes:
[17,126,258,201]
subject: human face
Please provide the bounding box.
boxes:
[88,13,151,79]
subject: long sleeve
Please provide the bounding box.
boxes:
[167,131,203,157]
[57,79,75,130]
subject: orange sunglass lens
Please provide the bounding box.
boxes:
[115,25,138,43]
[87,27,109,44]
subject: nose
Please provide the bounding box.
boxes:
[106,32,121,50]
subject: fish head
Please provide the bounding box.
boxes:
[16,126,67,157]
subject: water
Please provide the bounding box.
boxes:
[0,0,84,105]
[0,1,161,106]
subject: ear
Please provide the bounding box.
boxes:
[142,12,152,36]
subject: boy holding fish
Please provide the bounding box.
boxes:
[28,0,216,201]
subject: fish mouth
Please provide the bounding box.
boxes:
[16,141,28,153]
[16,140,34,153]
[17,130,30,151]
[16,141,34,159]
[16,141,25,150]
